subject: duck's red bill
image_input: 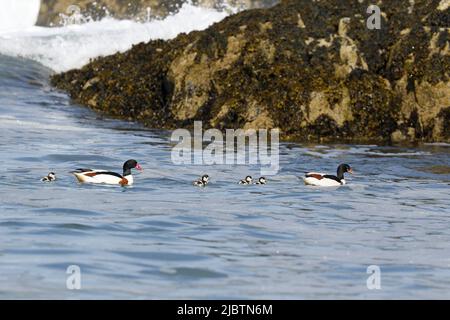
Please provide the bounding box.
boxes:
[135,164,143,171]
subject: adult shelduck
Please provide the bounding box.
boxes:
[72,159,142,186]
[303,164,353,187]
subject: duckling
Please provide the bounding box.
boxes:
[193,174,209,187]
[41,172,56,182]
[255,177,267,185]
[238,176,253,185]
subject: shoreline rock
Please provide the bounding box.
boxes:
[51,0,450,143]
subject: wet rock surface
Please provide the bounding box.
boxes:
[51,0,450,143]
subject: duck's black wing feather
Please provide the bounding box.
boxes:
[323,175,341,183]
[72,168,94,173]
[92,171,123,178]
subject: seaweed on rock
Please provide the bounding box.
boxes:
[51,0,450,143]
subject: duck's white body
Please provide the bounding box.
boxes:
[303,172,345,187]
[193,180,206,187]
[73,169,134,185]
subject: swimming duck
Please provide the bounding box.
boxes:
[193,174,209,187]
[71,159,142,186]
[303,164,353,187]
[255,177,267,185]
[239,176,253,185]
[41,172,56,182]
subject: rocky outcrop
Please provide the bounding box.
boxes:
[51,0,450,143]
[37,0,276,26]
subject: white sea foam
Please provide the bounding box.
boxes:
[348,147,431,157]
[0,2,230,72]
[424,142,450,147]
[0,115,89,131]
[301,145,431,158]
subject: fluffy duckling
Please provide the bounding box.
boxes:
[193,174,210,187]
[255,177,267,185]
[41,172,56,182]
[238,176,253,185]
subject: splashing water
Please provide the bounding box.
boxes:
[0,0,41,32]
[0,1,231,72]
